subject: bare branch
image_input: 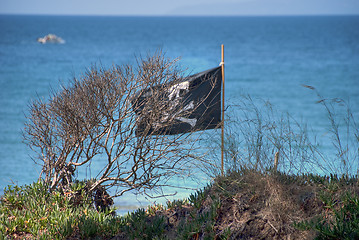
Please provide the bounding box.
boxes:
[23,52,218,203]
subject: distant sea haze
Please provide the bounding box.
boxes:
[0,15,358,211]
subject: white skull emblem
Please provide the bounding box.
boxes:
[156,81,198,128]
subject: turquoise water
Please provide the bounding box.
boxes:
[1,15,358,212]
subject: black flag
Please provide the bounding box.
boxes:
[132,66,222,136]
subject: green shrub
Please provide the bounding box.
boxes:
[0,181,120,239]
[123,208,166,240]
[295,191,359,239]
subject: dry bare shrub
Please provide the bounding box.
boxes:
[23,52,219,199]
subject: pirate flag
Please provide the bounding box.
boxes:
[132,66,222,136]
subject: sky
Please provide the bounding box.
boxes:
[0,0,359,16]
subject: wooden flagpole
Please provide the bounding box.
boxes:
[221,44,225,176]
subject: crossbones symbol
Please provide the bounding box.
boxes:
[154,81,197,128]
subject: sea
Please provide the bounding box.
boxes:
[0,15,358,214]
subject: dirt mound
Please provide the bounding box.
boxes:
[148,170,357,239]
[210,171,318,239]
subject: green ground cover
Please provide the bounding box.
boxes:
[1,169,358,239]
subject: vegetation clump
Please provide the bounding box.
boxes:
[1,169,358,239]
[0,180,118,239]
